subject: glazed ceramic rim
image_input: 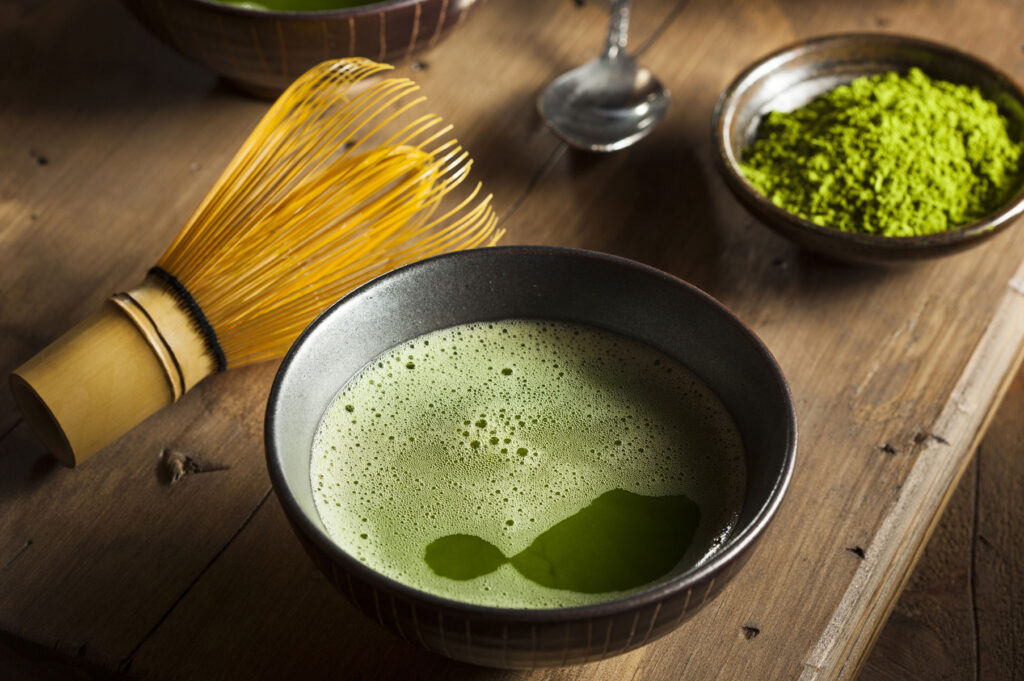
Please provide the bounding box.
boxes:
[265,245,797,622]
[184,0,445,19]
[712,32,1024,255]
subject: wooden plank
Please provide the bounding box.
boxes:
[3,0,1024,679]
[861,364,1024,681]
[861,459,981,681]
[972,369,1024,680]
[800,262,1024,680]
[126,0,1024,679]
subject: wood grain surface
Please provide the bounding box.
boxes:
[2,0,1024,680]
[861,367,1024,681]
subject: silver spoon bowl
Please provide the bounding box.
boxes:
[538,0,670,152]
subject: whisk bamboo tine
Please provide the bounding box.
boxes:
[201,84,425,249]
[161,61,500,358]
[167,66,410,269]
[222,186,497,346]
[160,61,382,263]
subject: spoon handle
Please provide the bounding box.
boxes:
[604,0,632,60]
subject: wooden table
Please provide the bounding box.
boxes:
[2,0,1024,679]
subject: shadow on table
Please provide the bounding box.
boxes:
[0,421,63,502]
[123,492,529,681]
[539,132,728,297]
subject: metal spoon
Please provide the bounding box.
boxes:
[537,0,670,153]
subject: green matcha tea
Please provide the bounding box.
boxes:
[311,320,746,608]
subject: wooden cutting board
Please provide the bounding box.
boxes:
[2,0,1024,679]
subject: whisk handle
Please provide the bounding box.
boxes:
[10,276,216,467]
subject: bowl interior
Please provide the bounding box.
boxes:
[715,34,1024,260]
[267,247,796,607]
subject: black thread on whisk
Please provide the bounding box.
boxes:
[149,266,227,373]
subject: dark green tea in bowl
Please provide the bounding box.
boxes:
[310,319,746,608]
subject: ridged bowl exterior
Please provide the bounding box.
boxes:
[122,0,480,96]
[291,514,748,667]
[266,246,797,668]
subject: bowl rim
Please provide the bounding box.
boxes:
[711,32,1024,253]
[264,245,798,621]
[181,0,448,20]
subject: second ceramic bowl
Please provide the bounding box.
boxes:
[122,0,480,97]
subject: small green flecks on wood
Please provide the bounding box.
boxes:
[740,68,1024,237]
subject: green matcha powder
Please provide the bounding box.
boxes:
[740,68,1023,236]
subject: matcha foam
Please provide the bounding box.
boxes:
[311,320,746,608]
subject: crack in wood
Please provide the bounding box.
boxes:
[970,454,981,681]
[741,625,760,640]
[973,533,1013,567]
[117,487,272,672]
[500,144,567,223]
[2,539,34,572]
[846,546,866,560]
[634,0,693,56]
[913,431,950,446]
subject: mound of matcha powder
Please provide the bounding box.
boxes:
[740,68,1023,236]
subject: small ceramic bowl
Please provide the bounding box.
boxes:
[265,246,797,668]
[712,33,1024,264]
[121,0,480,97]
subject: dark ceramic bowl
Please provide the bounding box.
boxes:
[265,247,796,667]
[712,33,1024,265]
[122,0,480,97]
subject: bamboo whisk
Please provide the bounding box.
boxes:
[10,58,502,467]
